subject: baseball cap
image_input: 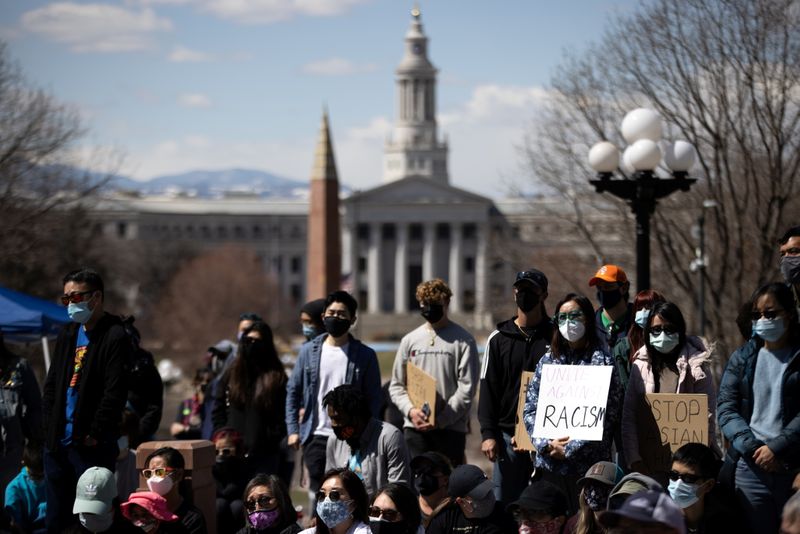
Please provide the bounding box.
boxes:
[447,464,494,499]
[73,467,117,515]
[588,265,628,286]
[121,492,179,522]
[208,339,235,357]
[608,473,664,511]
[506,481,567,516]
[514,269,548,291]
[578,461,624,487]
[599,490,686,534]
[410,452,452,476]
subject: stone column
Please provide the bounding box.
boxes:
[394,223,408,313]
[475,223,488,322]
[449,223,462,313]
[422,222,436,282]
[367,222,382,313]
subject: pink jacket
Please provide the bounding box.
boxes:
[621,336,719,467]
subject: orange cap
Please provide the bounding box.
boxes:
[589,265,628,286]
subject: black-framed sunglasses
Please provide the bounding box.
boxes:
[316,489,345,502]
[368,506,401,522]
[216,447,234,457]
[60,290,95,306]
[650,325,677,336]
[245,495,276,512]
[750,309,784,321]
[668,470,702,484]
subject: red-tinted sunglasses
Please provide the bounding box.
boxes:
[60,290,95,306]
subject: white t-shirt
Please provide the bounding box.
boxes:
[314,342,349,436]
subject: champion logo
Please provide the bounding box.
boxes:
[85,483,98,498]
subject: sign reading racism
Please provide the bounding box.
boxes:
[514,371,536,451]
[406,362,437,426]
[532,364,613,441]
[644,393,708,453]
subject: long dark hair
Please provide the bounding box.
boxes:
[227,321,286,411]
[551,293,599,360]
[242,474,296,530]
[314,468,369,534]
[627,289,666,358]
[643,301,687,371]
[751,282,800,345]
[373,483,421,534]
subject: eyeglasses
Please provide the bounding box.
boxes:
[668,470,702,484]
[142,467,175,479]
[650,325,678,336]
[245,495,276,512]
[60,290,95,306]
[324,310,349,320]
[750,309,784,321]
[216,447,234,457]
[369,506,401,522]
[556,311,583,324]
[316,490,346,502]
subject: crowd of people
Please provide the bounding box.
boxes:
[1,224,800,534]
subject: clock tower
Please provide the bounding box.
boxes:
[383,5,449,183]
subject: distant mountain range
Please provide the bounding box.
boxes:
[109,168,312,199]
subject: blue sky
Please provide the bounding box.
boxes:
[1,0,638,198]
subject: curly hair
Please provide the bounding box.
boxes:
[415,278,453,304]
[322,384,371,421]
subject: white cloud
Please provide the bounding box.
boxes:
[168,45,214,62]
[199,0,370,24]
[302,57,377,76]
[21,3,172,53]
[178,93,212,108]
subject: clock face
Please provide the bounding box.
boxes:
[413,43,423,55]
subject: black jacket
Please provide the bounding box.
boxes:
[127,347,164,445]
[42,313,130,450]
[594,304,633,355]
[478,316,553,441]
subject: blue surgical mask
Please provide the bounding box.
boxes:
[668,478,700,509]
[649,332,680,354]
[752,317,785,342]
[67,301,93,324]
[316,498,351,528]
[635,308,651,328]
[117,435,129,451]
[302,324,319,340]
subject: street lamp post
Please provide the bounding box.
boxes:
[588,108,697,293]
[691,199,718,336]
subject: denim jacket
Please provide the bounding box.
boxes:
[285,334,382,445]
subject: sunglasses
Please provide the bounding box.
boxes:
[556,311,583,324]
[316,490,346,502]
[142,467,175,479]
[650,325,677,336]
[369,506,400,522]
[60,290,95,306]
[668,470,701,484]
[216,447,234,457]
[750,309,784,321]
[245,495,276,512]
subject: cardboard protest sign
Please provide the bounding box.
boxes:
[514,371,535,451]
[406,361,437,426]
[532,364,613,441]
[644,393,708,453]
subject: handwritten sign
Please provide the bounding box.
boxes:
[532,364,613,441]
[645,393,708,453]
[407,362,437,426]
[514,371,535,451]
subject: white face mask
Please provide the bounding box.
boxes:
[559,319,586,342]
[79,511,114,532]
[146,475,174,496]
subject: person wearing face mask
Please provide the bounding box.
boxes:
[389,279,479,468]
[286,291,382,512]
[322,385,411,499]
[143,447,207,534]
[71,466,140,533]
[666,443,742,534]
[588,265,633,355]
[369,483,423,534]
[611,290,667,392]
[523,294,623,514]
[564,461,623,534]
[235,474,301,534]
[212,428,249,534]
[778,226,800,310]
[718,282,800,534]
[410,452,452,528]
[426,464,512,534]
[120,491,184,534]
[213,321,289,483]
[171,368,214,440]
[42,269,131,532]
[479,269,554,507]
[299,468,371,534]
[507,480,569,534]
[621,301,719,486]
[300,299,327,342]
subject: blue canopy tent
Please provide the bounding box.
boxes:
[0,285,69,370]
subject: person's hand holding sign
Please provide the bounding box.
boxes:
[546,436,569,460]
[409,407,434,432]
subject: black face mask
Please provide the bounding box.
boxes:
[242,339,268,359]
[369,519,408,534]
[332,424,356,442]
[324,316,351,338]
[421,304,444,324]
[515,291,539,313]
[415,472,440,496]
[597,288,623,310]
